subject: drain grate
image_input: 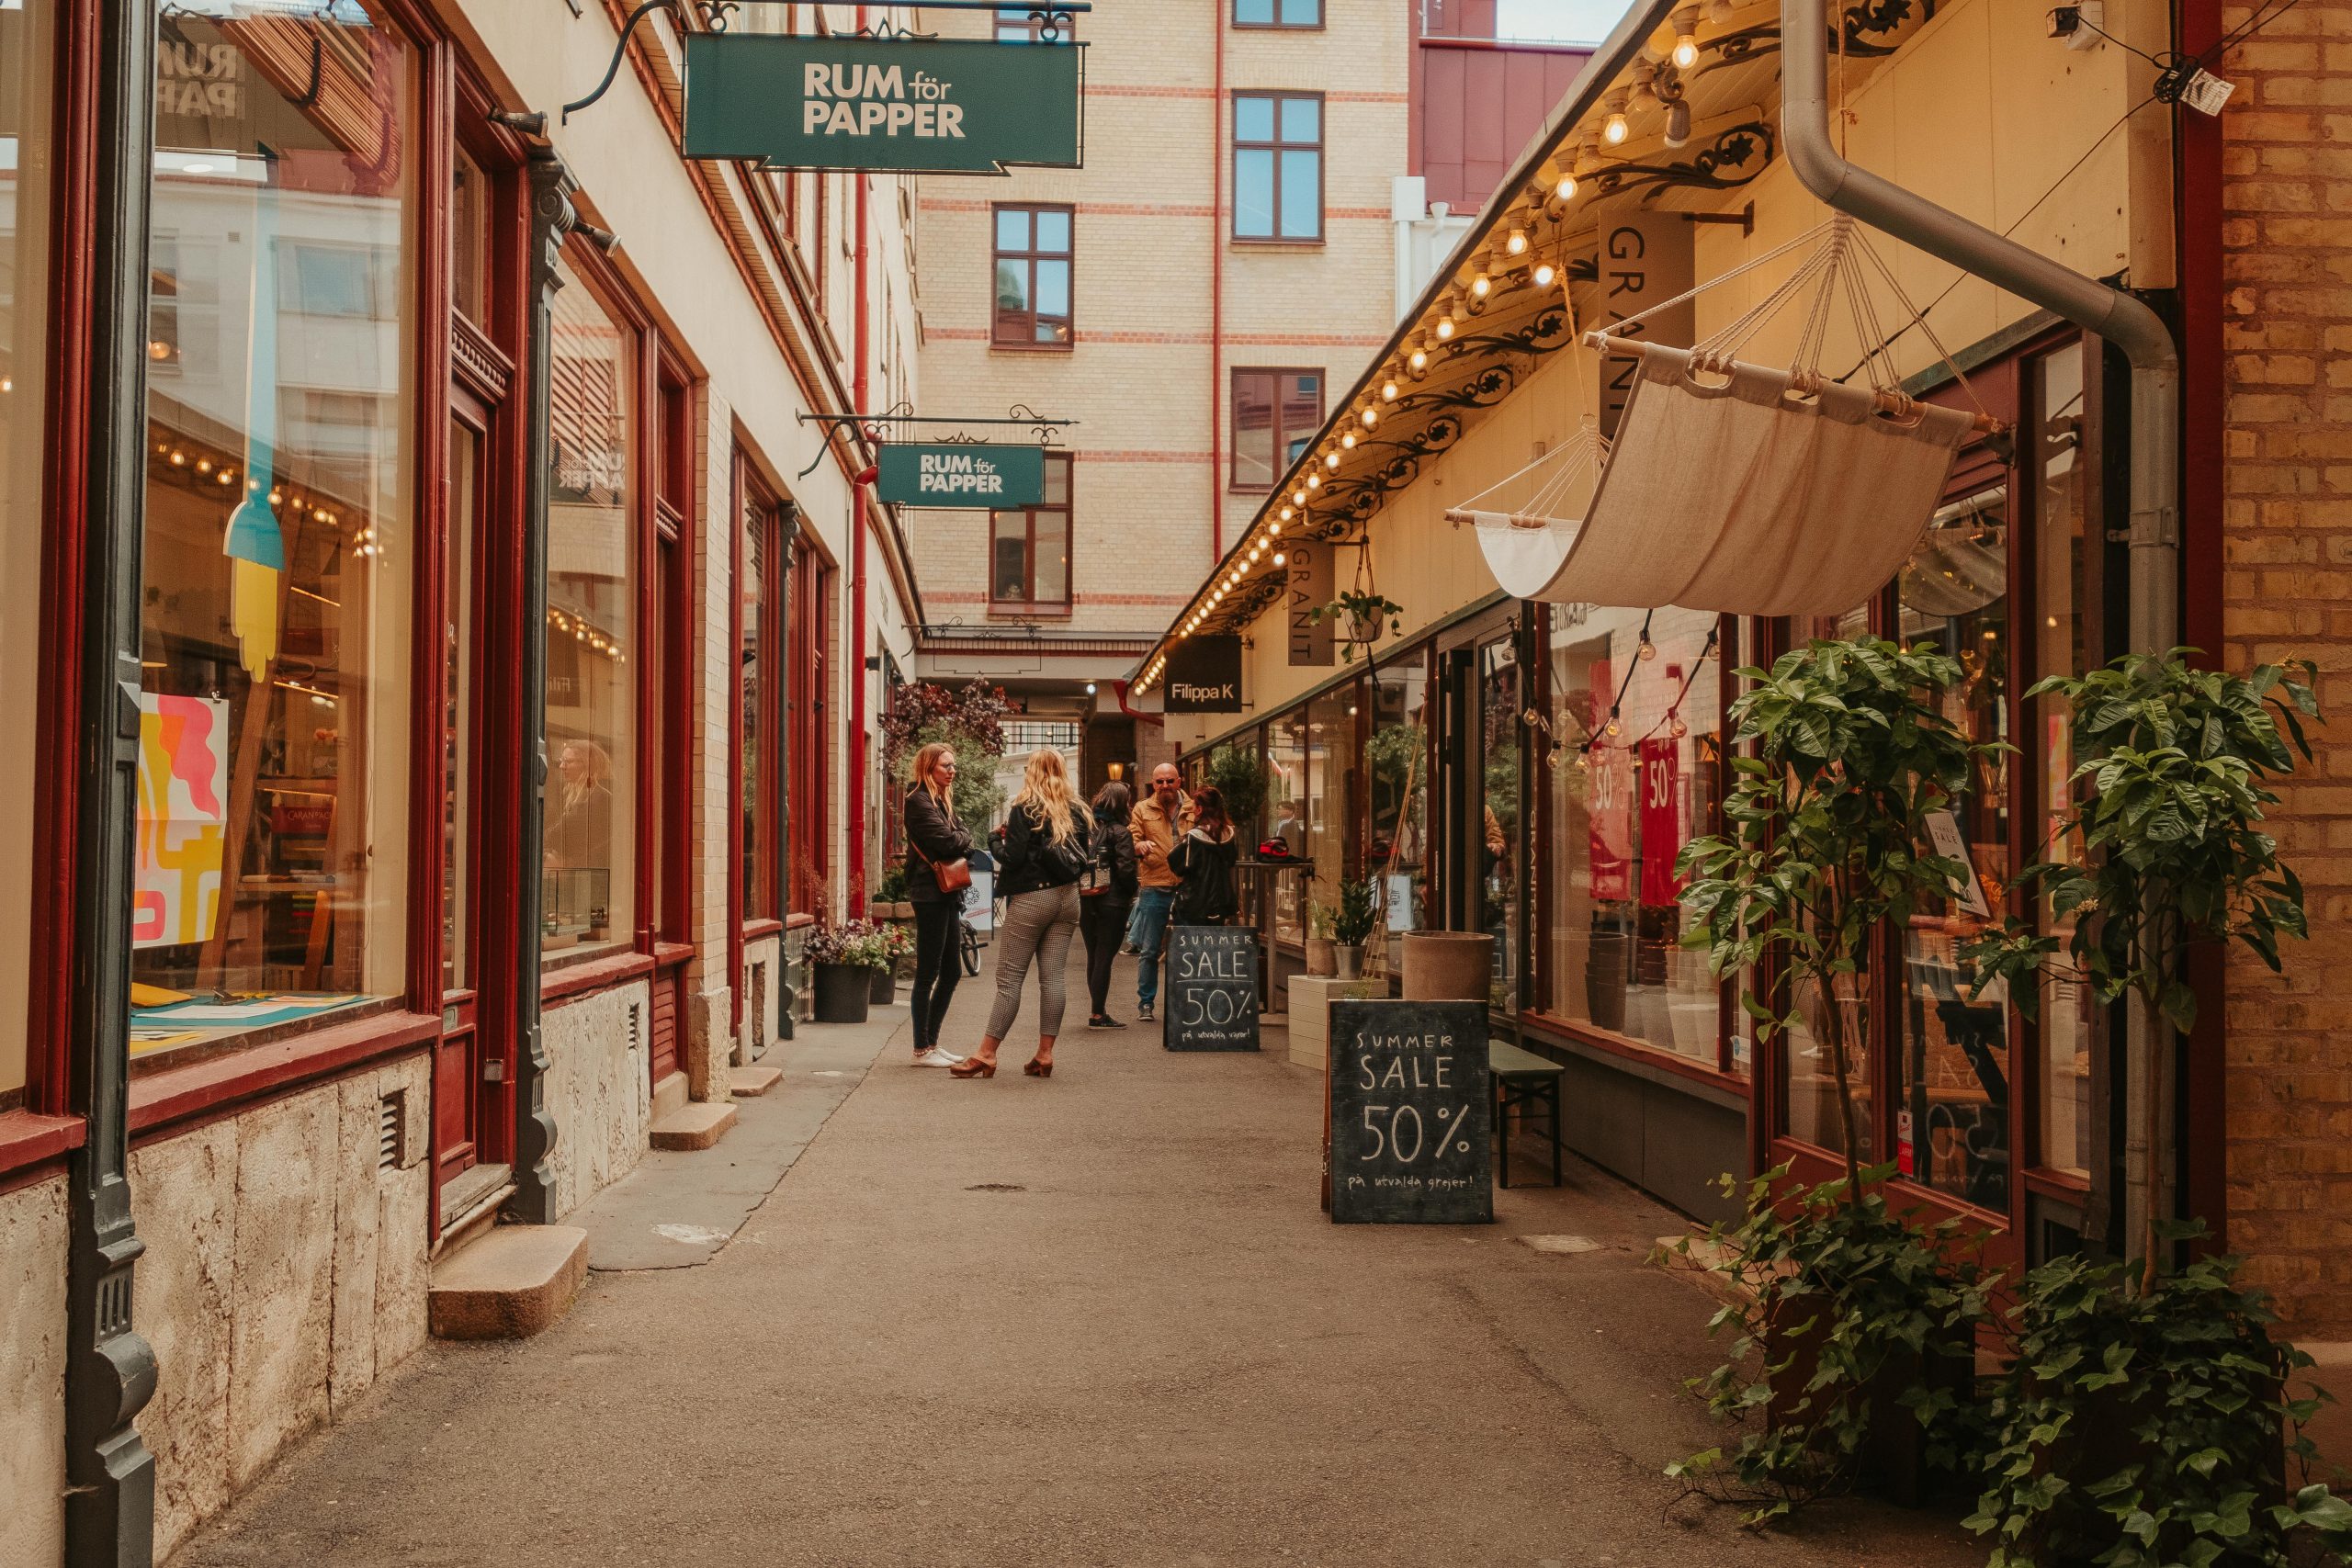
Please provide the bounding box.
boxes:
[965,1183,1027,1192]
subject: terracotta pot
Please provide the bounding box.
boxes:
[1306,937,1336,976]
[1402,931,1493,1001]
[813,963,872,1024]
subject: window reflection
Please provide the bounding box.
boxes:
[1368,660,1430,972]
[131,2,416,1059]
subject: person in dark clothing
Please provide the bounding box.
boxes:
[1079,782,1139,1028]
[952,748,1088,1078]
[1170,785,1241,926]
[902,742,975,1067]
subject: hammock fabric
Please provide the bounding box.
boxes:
[1551,341,1977,615]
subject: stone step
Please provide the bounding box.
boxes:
[728,1064,783,1098]
[429,1225,588,1340]
[648,1100,738,1151]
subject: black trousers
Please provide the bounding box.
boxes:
[1079,894,1130,1017]
[910,898,963,1053]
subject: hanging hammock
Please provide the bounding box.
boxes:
[1443,289,1611,600]
[1543,212,1999,617]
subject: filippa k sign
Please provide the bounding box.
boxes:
[875,444,1047,509]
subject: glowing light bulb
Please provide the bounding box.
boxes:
[1381,380,1398,401]
[1668,713,1689,739]
[1505,230,1528,255]
[1604,111,1629,144]
[1306,473,1321,491]
[1272,552,1286,566]
[1279,506,1294,521]
[1340,432,1357,450]
[1471,274,1491,299]
[1362,407,1378,427]
[1638,636,1657,661]
[1533,261,1556,288]
[1672,30,1699,66]
[1408,349,1428,371]
[1435,317,1455,341]
[1269,520,1283,535]
[1294,489,1307,506]
[1606,710,1623,736]
[1555,172,1578,203]
[1324,452,1340,470]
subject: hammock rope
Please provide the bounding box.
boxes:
[1449,277,1610,528]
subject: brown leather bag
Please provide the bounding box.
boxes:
[911,839,972,896]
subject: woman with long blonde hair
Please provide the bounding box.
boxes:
[952,747,1088,1078]
[901,741,975,1067]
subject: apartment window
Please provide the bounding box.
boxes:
[995,6,1078,40]
[1235,0,1320,26]
[1231,368,1323,491]
[989,452,1072,608]
[1233,94,1322,242]
[992,205,1072,347]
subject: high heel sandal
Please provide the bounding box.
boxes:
[950,1055,997,1078]
[1023,1058,1053,1078]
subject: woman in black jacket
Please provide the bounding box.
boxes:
[1169,785,1241,926]
[903,742,976,1067]
[953,748,1088,1078]
[1079,782,1139,1028]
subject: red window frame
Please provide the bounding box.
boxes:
[1229,367,1324,491]
[786,531,832,916]
[988,450,1074,611]
[990,202,1074,349]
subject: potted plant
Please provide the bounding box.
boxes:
[1331,877,1378,981]
[1959,652,2343,1563]
[1308,591,1405,661]
[1670,637,2005,1517]
[807,921,873,1024]
[853,922,900,1005]
[873,865,911,920]
[1207,740,1268,829]
[1305,903,1337,977]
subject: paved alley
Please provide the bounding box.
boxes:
[172,945,1982,1568]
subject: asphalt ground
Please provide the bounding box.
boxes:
[172,939,1983,1568]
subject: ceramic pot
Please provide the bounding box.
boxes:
[813,963,872,1024]
[1402,931,1492,1001]
[1333,942,1363,980]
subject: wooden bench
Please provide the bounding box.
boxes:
[1488,1039,1565,1189]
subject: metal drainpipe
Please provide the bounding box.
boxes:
[1209,2,1226,562]
[848,6,873,921]
[1781,0,2181,1254]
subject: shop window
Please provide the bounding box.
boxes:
[0,0,56,1108]
[1236,0,1321,25]
[1368,656,1431,967]
[132,2,417,1060]
[991,204,1072,347]
[451,143,491,327]
[1539,606,1724,1067]
[1267,709,1308,945]
[1307,682,1360,922]
[543,255,638,958]
[1478,635,1520,1010]
[1230,367,1322,491]
[786,535,831,915]
[742,478,785,924]
[1233,94,1322,243]
[989,450,1071,607]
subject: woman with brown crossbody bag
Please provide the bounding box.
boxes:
[904,743,975,1066]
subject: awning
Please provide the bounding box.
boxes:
[1515,342,1976,615]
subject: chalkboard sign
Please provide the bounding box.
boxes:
[1164,925,1261,1052]
[1328,999,1492,1224]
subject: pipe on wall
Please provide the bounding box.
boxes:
[1208,0,1226,562]
[1781,0,2182,1254]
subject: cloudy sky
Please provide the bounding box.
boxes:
[1493,0,1638,43]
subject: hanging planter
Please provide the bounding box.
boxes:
[1307,543,1404,663]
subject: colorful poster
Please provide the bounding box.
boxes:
[134,694,230,948]
[1589,661,1632,901]
[1638,736,1685,907]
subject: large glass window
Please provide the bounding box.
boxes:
[1267,708,1308,944]
[1233,94,1322,243]
[991,204,1072,347]
[1306,682,1358,935]
[0,0,56,1105]
[544,255,637,956]
[1540,607,1724,1066]
[1368,657,1430,974]
[741,483,780,923]
[132,3,417,1059]
[989,450,1071,606]
[1230,367,1322,491]
[1479,636,1520,1010]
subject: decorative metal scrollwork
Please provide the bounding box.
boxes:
[1586,123,1776,201]
[1695,0,1936,74]
[1387,365,1518,420]
[1440,302,1575,362]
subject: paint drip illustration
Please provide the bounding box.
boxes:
[224,160,282,683]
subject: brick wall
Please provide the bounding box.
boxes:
[2218,0,2352,1337]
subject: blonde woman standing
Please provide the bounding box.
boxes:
[901,741,974,1068]
[953,748,1089,1078]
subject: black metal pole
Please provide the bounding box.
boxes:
[63,1,160,1562]
[507,147,577,1224]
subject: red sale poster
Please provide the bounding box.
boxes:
[1639,736,1684,906]
[1589,662,1632,900]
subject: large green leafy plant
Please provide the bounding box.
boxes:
[884,680,1010,825]
[1679,637,2003,1201]
[1207,740,1268,826]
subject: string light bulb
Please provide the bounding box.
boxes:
[1272,552,1286,566]
[1606,709,1623,737]
[1670,5,1702,65]
[1340,432,1357,450]
[1381,379,1398,401]
[1408,348,1429,376]
[1362,407,1379,427]
[1270,519,1283,535]
[1435,315,1455,342]
[1470,273,1492,300]
[1293,488,1307,506]
[1505,229,1528,256]
[1532,260,1556,288]
[1306,473,1321,491]
[1638,633,1657,661]
[1602,89,1631,144]
[1280,505,1295,520]
[1324,451,1340,470]
[1554,170,1578,205]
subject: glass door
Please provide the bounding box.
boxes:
[435,399,497,1212]
[1476,633,1522,1013]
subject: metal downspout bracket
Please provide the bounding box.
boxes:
[507,146,579,1225]
[65,2,161,1562]
[1780,0,2182,1255]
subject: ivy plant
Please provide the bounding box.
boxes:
[1308,591,1405,661]
[1969,1232,2352,1568]
[1668,1164,1994,1527]
[1679,637,2004,1201]
[1963,651,2319,1280]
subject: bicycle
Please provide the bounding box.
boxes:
[958,909,982,976]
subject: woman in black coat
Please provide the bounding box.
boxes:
[903,742,976,1066]
[1169,785,1241,926]
[1079,782,1139,1028]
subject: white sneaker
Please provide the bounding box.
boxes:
[910,1047,966,1068]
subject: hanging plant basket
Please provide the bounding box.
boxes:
[1345,607,1385,644]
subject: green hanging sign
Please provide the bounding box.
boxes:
[875,443,1047,508]
[682,34,1085,175]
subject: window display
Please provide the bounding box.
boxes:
[1541,605,1722,1064]
[1367,659,1430,969]
[1266,709,1307,944]
[543,255,638,956]
[0,0,55,1105]
[131,2,417,1059]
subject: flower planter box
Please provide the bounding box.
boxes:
[869,965,896,1005]
[812,962,873,1024]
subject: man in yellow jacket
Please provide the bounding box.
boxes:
[1128,762,1193,1021]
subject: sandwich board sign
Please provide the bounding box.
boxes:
[875,443,1046,509]
[1328,999,1492,1224]
[683,33,1085,175]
